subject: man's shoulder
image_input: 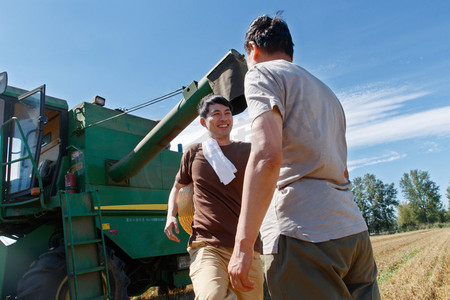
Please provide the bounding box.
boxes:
[182,143,202,159]
[184,143,202,152]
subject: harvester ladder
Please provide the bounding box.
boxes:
[60,190,111,299]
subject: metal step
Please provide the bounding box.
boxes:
[67,239,103,246]
[60,189,111,299]
[69,266,106,276]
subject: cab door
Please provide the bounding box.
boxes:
[1,85,46,201]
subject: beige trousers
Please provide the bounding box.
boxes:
[188,242,264,300]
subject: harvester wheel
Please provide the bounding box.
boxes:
[103,248,130,300]
[16,246,130,300]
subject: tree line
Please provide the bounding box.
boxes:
[351,169,450,234]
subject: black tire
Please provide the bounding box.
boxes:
[16,246,130,300]
[104,248,130,300]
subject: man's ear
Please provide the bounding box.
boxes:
[248,41,260,60]
[200,117,207,128]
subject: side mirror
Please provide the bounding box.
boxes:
[0,72,7,94]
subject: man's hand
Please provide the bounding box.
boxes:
[165,182,184,243]
[164,216,180,242]
[228,245,255,292]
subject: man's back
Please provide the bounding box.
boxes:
[247,59,349,188]
[245,59,367,250]
[229,14,379,299]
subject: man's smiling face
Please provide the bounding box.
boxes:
[201,103,233,143]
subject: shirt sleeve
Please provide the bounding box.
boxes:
[175,145,195,185]
[245,65,286,121]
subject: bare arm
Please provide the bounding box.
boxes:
[228,108,283,291]
[164,181,186,243]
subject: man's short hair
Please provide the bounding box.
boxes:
[198,95,233,119]
[244,13,294,59]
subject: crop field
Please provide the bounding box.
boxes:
[371,227,449,299]
[136,228,450,299]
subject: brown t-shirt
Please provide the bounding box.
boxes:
[176,141,261,252]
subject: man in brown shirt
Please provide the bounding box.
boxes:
[164,95,263,300]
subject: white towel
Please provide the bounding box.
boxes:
[202,138,237,185]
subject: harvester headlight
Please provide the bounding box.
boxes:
[91,95,106,106]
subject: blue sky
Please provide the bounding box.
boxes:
[1,1,449,207]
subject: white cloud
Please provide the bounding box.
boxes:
[423,141,441,153]
[338,83,450,149]
[338,84,430,126]
[347,105,450,148]
[348,151,406,172]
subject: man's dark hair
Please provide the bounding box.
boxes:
[244,13,294,59]
[198,94,232,119]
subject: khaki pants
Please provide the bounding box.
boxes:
[188,242,264,300]
[264,232,380,300]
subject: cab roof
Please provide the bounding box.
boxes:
[4,86,68,110]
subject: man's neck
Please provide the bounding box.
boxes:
[214,137,231,146]
[258,51,293,64]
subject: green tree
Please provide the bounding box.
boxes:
[399,170,442,224]
[446,182,450,222]
[352,174,398,234]
[351,177,370,222]
[397,203,417,229]
[447,181,450,201]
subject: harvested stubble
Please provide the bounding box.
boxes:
[371,228,449,299]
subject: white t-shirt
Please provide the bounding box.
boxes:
[245,59,367,254]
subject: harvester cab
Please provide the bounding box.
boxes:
[0,78,51,202]
[0,50,248,299]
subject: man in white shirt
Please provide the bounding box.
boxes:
[228,14,380,299]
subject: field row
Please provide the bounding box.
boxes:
[371,228,449,299]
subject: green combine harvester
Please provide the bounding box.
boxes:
[0,50,247,299]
